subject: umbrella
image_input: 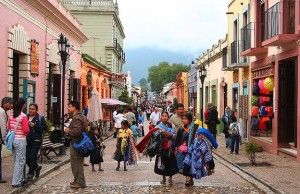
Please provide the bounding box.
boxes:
[87,88,103,121]
[100,98,128,106]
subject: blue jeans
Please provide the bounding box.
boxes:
[225,137,231,148]
[231,136,240,153]
[26,140,42,176]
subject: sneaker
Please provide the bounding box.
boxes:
[35,166,42,178]
[70,183,86,189]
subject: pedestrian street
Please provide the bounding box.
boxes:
[24,120,265,194]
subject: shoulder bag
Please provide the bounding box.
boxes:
[6,117,21,150]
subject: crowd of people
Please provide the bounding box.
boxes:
[0,95,242,189]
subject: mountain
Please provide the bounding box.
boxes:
[123,47,198,85]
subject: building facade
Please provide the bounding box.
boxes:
[175,72,188,111]
[62,0,126,99]
[188,62,198,116]
[0,0,87,125]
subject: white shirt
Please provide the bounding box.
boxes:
[115,114,125,128]
[229,122,242,136]
[150,112,160,126]
[0,107,8,141]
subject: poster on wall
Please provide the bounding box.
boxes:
[30,40,39,76]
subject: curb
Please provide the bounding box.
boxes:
[213,151,285,194]
[8,132,114,194]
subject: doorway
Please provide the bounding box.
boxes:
[278,59,297,148]
[13,53,20,100]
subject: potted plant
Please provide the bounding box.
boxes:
[245,142,261,165]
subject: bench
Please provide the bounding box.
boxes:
[38,134,64,162]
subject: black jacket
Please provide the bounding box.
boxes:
[27,114,47,141]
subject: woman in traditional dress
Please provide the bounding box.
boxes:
[175,113,198,175]
[183,128,218,186]
[154,112,178,185]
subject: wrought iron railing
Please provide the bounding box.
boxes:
[230,41,238,64]
[263,3,280,40]
[222,47,227,68]
[241,22,264,51]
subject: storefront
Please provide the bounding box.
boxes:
[0,0,87,124]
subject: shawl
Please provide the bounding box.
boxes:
[197,127,218,149]
[127,136,138,165]
[183,134,212,179]
[136,128,158,153]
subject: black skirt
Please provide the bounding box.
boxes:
[90,148,104,164]
[113,138,128,162]
[154,149,178,176]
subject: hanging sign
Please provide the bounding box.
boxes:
[30,40,39,76]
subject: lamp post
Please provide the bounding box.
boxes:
[108,76,113,131]
[58,33,70,155]
[199,66,207,128]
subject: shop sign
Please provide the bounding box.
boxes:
[30,40,39,77]
[252,66,273,79]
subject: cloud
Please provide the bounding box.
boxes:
[118,0,229,55]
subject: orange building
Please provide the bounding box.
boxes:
[175,72,188,111]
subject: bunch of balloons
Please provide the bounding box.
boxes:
[258,77,274,93]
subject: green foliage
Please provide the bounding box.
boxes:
[138,78,149,91]
[245,142,260,154]
[118,90,133,104]
[147,62,190,92]
[45,119,52,134]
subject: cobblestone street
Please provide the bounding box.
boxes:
[23,121,266,194]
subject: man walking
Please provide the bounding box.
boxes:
[206,102,219,140]
[125,107,136,126]
[64,101,88,189]
[169,103,184,132]
[0,97,13,183]
[150,107,160,127]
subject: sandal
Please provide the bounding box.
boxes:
[124,168,127,171]
[116,167,120,171]
[189,180,194,186]
[185,181,190,187]
[168,179,173,185]
[160,180,166,185]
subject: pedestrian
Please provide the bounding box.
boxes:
[154,112,178,185]
[229,117,242,154]
[175,113,198,174]
[222,106,234,148]
[0,97,13,183]
[150,107,160,127]
[138,111,145,136]
[113,120,137,171]
[130,121,139,144]
[64,101,88,189]
[125,107,136,126]
[169,103,184,132]
[64,113,72,128]
[183,128,218,187]
[26,103,47,181]
[90,126,104,172]
[7,98,29,187]
[138,120,143,137]
[146,108,151,121]
[113,109,125,138]
[205,103,220,140]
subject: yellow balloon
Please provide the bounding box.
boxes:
[263,77,274,91]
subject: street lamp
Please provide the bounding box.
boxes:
[108,76,113,131]
[199,66,207,128]
[58,33,70,155]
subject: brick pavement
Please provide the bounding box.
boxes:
[214,134,300,194]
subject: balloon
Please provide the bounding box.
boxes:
[258,78,266,90]
[264,77,274,91]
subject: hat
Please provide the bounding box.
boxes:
[1,97,13,106]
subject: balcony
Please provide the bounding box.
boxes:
[221,46,239,71]
[262,2,297,47]
[240,22,267,56]
[113,38,126,62]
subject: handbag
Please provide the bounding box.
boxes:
[5,117,21,150]
[72,131,94,157]
[179,141,188,153]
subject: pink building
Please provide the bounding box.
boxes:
[0,0,88,125]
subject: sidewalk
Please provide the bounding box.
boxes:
[0,130,114,194]
[214,134,300,194]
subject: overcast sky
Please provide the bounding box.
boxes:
[118,0,230,56]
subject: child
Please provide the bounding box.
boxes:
[138,120,143,137]
[113,120,138,171]
[130,121,139,144]
[90,127,104,172]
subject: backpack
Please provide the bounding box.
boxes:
[251,117,259,130]
[251,106,258,116]
[72,131,94,157]
[146,130,163,158]
[259,106,267,116]
[231,123,239,136]
[259,118,267,130]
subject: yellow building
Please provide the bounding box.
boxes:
[222,0,252,141]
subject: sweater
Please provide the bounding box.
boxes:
[7,112,29,139]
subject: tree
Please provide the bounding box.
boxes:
[118,90,133,104]
[147,62,190,92]
[138,78,149,90]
